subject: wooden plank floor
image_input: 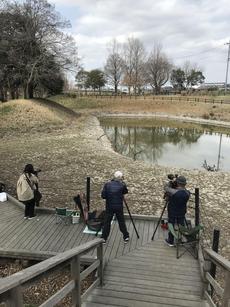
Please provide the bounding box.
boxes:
[83,242,206,307]
[1,198,206,306]
[0,199,165,263]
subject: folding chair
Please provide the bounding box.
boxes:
[55,208,74,225]
[168,223,203,259]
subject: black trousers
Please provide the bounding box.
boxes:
[168,215,185,244]
[102,208,129,240]
[23,199,35,218]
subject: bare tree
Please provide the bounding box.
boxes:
[104,39,124,94]
[75,69,89,91]
[145,44,172,94]
[123,37,146,94]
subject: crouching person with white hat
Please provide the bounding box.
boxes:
[101,171,130,244]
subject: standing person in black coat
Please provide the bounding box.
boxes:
[101,171,129,244]
[164,175,190,246]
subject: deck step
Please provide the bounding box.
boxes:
[83,240,206,307]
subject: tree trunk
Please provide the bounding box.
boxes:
[0,88,7,102]
[23,85,28,99]
[28,83,34,99]
[10,89,15,100]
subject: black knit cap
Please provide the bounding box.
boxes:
[24,164,34,174]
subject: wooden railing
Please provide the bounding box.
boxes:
[63,92,230,105]
[201,248,230,307]
[0,238,104,307]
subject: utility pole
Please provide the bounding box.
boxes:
[224,41,230,94]
[216,133,222,171]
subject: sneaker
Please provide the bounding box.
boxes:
[165,239,174,247]
[24,217,28,220]
[124,237,129,243]
[28,217,34,220]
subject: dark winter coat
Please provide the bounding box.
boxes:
[101,179,128,210]
[164,184,190,217]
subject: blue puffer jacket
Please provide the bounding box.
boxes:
[101,179,128,210]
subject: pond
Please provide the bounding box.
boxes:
[100,117,230,171]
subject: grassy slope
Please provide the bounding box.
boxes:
[52,94,230,122]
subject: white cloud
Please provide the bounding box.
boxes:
[51,0,230,82]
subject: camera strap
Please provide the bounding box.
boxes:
[24,173,35,191]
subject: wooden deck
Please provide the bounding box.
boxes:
[82,241,205,307]
[0,197,165,263]
[0,196,207,306]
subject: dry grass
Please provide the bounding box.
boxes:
[52,95,230,122]
[0,99,75,137]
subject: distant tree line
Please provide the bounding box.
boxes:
[0,0,79,102]
[76,38,205,95]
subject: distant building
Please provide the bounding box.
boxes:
[197,82,230,90]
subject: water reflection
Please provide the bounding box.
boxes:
[100,118,230,171]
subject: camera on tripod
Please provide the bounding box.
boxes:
[163,174,178,201]
[167,174,178,188]
[33,169,41,176]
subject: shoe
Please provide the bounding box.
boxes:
[124,237,129,244]
[28,217,34,220]
[101,238,106,244]
[165,239,174,247]
[24,217,28,219]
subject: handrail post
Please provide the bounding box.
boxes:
[8,286,23,307]
[222,271,230,307]
[86,177,90,212]
[97,243,104,286]
[71,255,81,307]
[210,229,220,296]
[195,188,199,226]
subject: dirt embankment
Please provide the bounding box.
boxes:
[0,98,229,261]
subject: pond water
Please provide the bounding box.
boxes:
[100,117,230,171]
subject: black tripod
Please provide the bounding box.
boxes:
[151,200,168,241]
[123,198,140,239]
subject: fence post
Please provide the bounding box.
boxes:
[71,255,81,307]
[97,243,104,286]
[210,229,220,296]
[8,286,23,307]
[195,188,199,226]
[222,271,230,307]
[86,177,90,212]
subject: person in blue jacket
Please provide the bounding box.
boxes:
[164,175,190,246]
[101,171,129,244]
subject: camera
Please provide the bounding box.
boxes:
[167,174,178,188]
[163,174,178,200]
[33,169,41,176]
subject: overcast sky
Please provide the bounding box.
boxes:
[51,0,230,83]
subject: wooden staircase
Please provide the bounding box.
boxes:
[82,240,207,307]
